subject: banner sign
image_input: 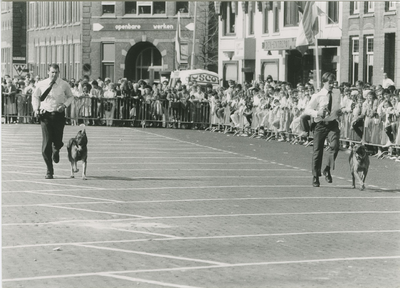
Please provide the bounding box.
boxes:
[93,23,175,32]
[262,37,297,51]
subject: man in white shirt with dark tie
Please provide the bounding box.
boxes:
[305,72,342,187]
[32,64,74,179]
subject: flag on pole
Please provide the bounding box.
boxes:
[296,2,322,55]
[175,12,182,69]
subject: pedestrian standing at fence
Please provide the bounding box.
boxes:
[23,79,36,124]
[32,63,73,179]
[305,72,343,187]
[104,82,117,126]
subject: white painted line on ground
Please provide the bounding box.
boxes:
[7,190,122,203]
[4,229,400,250]
[139,130,391,191]
[74,243,228,265]
[0,184,312,194]
[4,255,400,283]
[41,204,147,218]
[136,210,400,220]
[4,179,102,190]
[98,273,203,288]
[4,195,400,208]
[107,227,178,238]
[4,210,400,227]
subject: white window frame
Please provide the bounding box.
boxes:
[389,1,396,11]
[136,1,166,15]
[352,37,359,83]
[353,1,360,14]
[366,36,374,83]
[102,1,116,15]
[367,2,374,13]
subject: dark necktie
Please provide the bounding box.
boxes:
[327,91,332,113]
[40,81,55,101]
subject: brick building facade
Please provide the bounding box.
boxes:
[1,2,27,78]
[23,1,209,83]
[340,1,400,86]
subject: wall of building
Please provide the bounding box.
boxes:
[340,1,399,86]
[217,1,342,87]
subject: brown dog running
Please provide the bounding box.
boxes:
[349,144,369,190]
[67,128,88,180]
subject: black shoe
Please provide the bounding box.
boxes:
[53,149,60,164]
[45,173,53,179]
[323,168,332,183]
[313,176,320,187]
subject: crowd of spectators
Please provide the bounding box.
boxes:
[2,72,400,161]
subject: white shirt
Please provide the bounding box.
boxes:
[32,77,73,112]
[382,78,395,89]
[305,87,339,123]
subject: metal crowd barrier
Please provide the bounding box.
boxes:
[1,95,398,149]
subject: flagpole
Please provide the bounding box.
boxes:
[314,36,320,90]
[191,1,197,70]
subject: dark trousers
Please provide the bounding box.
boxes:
[300,114,311,134]
[312,121,340,177]
[40,112,65,174]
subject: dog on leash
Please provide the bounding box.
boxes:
[349,144,369,190]
[67,128,88,180]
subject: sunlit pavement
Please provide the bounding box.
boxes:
[2,124,400,288]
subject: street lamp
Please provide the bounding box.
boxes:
[223,51,234,60]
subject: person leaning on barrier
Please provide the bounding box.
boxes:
[304,72,343,188]
[32,63,74,179]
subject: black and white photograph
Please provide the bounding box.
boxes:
[1,1,400,287]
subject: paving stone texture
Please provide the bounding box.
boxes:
[2,124,400,288]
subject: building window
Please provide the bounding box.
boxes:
[364,1,374,13]
[365,36,374,84]
[125,2,137,14]
[327,1,339,24]
[263,6,269,34]
[283,2,299,27]
[135,47,162,81]
[176,1,188,14]
[102,1,115,15]
[74,44,81,79]
[137,1,166,15]
[224,62,238,83]
[248,11,254,35]
[273,6,279,32]
[223,2,235,36]
[102,43,115,80]
[385,1,396,11]
[350,1,360,15]
[350,37,359,84]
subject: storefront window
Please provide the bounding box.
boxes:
[224,62,238,83]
